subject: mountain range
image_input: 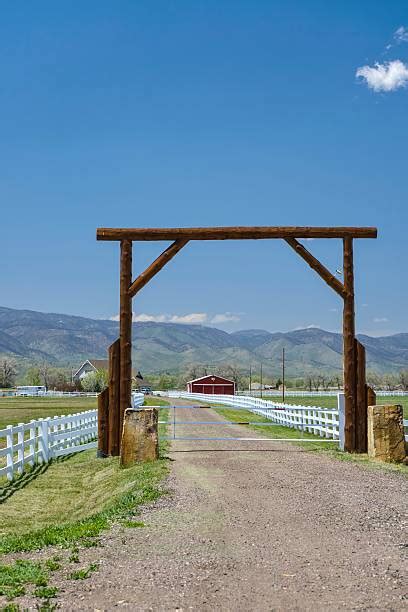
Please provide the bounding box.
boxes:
[0,305,408,375]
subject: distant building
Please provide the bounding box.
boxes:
[133,375,153,394]
[72,359,109,382]
[249,382,264,391]
[73,360,151,391]
[187,374,235,395]
[16,385,47,396]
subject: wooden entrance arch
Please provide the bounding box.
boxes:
[96,226,377,455]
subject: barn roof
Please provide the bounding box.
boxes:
[187,374,235,384]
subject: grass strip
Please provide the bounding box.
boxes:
[0,559,49,600]
[0,398,170,554]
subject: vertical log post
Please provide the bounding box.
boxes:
[355,339,367,453]
[119,239,133,448]
[108,338,121,456]
[343,237,356,452]
[97,387,109,457]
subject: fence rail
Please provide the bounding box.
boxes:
[168,392,340,440]
[239,390,408,398]
[1,393,145,481]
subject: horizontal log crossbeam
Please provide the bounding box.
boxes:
[97,226,377,242]
[97,225,378,456]
[284,237,347,299]
[129,239,189,298]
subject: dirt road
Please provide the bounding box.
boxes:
[57,399,407,610]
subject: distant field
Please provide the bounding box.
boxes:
[0,395,170,430]
[0,396,97,429]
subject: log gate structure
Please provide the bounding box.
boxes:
[96,226,377,456]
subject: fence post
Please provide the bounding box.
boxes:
[6,425,14,481]
[39,418,50,463]
[17,423,24,475]
[108,338,121,456]
[28,420,36,466]
[338,392,345,450]
[98,388,109,457]
[355,339,367,452]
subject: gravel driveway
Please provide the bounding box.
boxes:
[53,399,408,610]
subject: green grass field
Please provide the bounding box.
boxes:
[0,395,170,605]
[0,396,170,555]
[0,396,97,429]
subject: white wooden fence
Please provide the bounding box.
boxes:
[168,391,408,444]
[168,392,340,439]
[240,390,408,398]
[0,393,145,481]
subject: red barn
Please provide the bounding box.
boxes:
[187,374,235,395]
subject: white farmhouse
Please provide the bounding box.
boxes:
[72,359,109,382]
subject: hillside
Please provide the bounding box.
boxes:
[0,306,408,375]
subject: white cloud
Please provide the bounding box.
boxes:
[356,60,408,92]
[109,311,242,326]
[133,313,169,323]
[170,313,208,324]
[394,26,408,43]
[211,312,241,324]
[373,317,389,323]
[109,312,208,324]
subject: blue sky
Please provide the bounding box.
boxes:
[1,1,407,336]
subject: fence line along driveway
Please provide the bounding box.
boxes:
[167,391,340,439]
[167,391,408,443]
[52,395,408,611]
[0,393,145,481]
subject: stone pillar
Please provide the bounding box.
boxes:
[367,404,406,463]
[120,407,159,466]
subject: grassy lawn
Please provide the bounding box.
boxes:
[0,397,170,555]
[0,396,97,429]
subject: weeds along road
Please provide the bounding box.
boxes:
[57,397,407,611]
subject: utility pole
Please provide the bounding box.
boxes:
[249,364,252,396]
[260,363,263,399]
[282,347,285,403]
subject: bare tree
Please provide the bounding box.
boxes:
[178,364,207,388]
[0,358,17,388]
[218,363,245,390]
[39,361,52,388]
[399,370,408,391]
[310,373,321,392]
[381,373,398,391]
[366,371,382,389]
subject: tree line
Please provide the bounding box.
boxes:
[2,356,408,392]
